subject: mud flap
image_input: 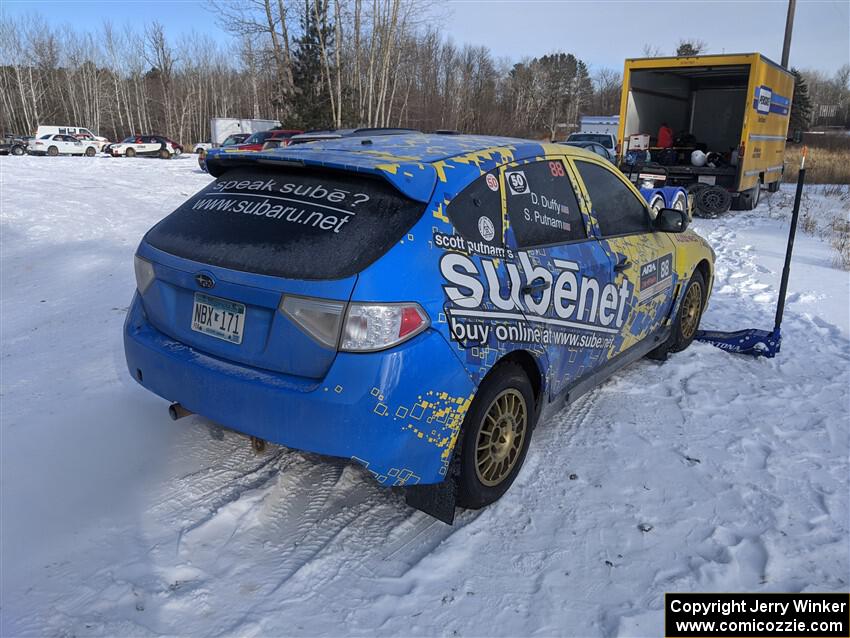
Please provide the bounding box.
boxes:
[404,444,461,524]
[404,479,457,525]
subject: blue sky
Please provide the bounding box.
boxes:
[4,0,849,74]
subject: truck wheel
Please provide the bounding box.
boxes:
[735,183,761,210]
[768,180,781,193]
[125,148,136,158]
[456,363,536,509]
[694,186,732,218]
[85,146,96,157]
[47,146,59,156]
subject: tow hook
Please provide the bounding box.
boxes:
[168,403,193,420]
[250,436,266,453]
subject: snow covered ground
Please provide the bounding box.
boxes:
[1,156,848,637]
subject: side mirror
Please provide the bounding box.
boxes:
[654,208,689,233]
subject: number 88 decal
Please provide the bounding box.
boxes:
[549,161,566,177]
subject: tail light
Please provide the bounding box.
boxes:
[280,296,429,352]
[281,296,345,349]
[738,142,745,159]
[341,303,428,352]
[134,255,156,293]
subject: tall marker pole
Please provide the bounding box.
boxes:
[774,147,807,332]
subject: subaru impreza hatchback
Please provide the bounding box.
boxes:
[125,134,714,521]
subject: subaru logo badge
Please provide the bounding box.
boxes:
[195,273,215,289]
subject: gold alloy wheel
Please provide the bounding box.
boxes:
[475,388,527,487]
[681,280,703,340]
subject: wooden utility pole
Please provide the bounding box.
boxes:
[781,0,796,67]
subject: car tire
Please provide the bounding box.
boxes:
[669,270,706,353]
[125,148,136,158]
[694,186,732,218]
[687,182,708,215]
[671,190,687,212]
[11,145,24,156]
[159,149,172,159]
[47,146,59,157]
[455,362,536,510]
[649,193,665,215]
[85,146,96,157]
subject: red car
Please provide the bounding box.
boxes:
[233,129,303,152]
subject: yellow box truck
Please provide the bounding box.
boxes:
[617,53,794,214]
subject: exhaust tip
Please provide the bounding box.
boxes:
[168,403,192,420]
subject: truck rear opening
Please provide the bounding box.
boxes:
[617,54,794,213]
[623,64,749,187]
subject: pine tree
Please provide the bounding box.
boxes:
[676,40,706,57]
[789,68,812,133]
[290,1,334,130]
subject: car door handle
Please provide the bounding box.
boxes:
[614,257,631,273]
[521,279,548,295]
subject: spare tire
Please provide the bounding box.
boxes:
[649,193,665,214]
[670,190,688,213]
[694,186,732,218]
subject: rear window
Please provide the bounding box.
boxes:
[144,166,425,280]
[245,131,273,144]
[569,134,613,148]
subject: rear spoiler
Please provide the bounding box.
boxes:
[205,148,438,203]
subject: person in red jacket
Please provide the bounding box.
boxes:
[658,122,673,148]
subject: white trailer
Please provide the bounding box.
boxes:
[210,118,281,146]
[579,115,620,136]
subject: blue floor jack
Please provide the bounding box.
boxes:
[694,149,808,358]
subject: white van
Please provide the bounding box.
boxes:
[34,126,109,151]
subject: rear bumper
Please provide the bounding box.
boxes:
[124,293,476,485]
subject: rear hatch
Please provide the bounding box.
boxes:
[138,165,427,379]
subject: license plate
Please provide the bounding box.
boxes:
[698,175,716,185]
[191,292,245,344]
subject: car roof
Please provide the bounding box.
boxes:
[206,132,603,202]
[289,127,418,142]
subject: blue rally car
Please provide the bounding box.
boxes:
[125,133,715,522]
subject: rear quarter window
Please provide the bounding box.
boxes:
[447,171,503,247]
[144,166,425,280]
